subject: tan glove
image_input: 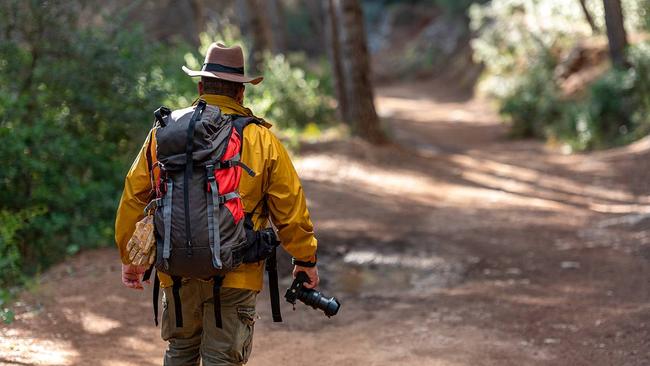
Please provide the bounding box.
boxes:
[126,215,156,266]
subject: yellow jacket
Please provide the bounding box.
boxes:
[115,94,317,290]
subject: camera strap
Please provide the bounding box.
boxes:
[265,246,282,322]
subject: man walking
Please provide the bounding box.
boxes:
[114,42,319,365]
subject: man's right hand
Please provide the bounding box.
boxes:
[293,265,319,289]
[122,263,148,290]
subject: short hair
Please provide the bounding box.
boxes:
[201,77,244,99]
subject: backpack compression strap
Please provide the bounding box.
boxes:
[171,276,183,328]
[142,266,161,327]
[205,164,221,269]
[213,153,255,177]
[212,275,225,328]
[182,100,207,260]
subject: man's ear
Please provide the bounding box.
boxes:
[198,80,204,95]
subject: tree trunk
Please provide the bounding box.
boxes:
[324,0,349,123]
[334,0,386,144]
[578,0,599,34]
[266,0,286,54]
[603,0,629,68]
[190,0,206,38]
[241,0,273,73]
[303,0,327,55]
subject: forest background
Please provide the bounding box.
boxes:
[1,0,649,325]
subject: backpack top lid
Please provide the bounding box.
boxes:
[155,104,233,171]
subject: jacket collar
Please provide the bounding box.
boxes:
[193,94,272,128]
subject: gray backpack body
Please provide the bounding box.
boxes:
[146,100,282,329]
[152,100,254,279]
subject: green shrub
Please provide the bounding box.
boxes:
[0,4,334,298]
[645,0,650,30]
[500,56,564,138]
[183,28,335,131]
[579,42,650,148]
[498,41,650,150]
[0,3,193,289]
[471,0,650,150]
[0,208,45,287]
[246,53,334,131]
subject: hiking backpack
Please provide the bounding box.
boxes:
[143,100,282,328]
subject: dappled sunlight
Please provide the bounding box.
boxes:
[451,153,650,212]
[317,218,380,232]
[343,249,448,270]
[58,295,92,305]
[0,329,79,365]
[297,153,590,216]
[295,154,445,203]
[377,95,497,125]
[494,294,569,307]
[78,312,121,335]
[2,0,649,365]
[0,248,166,366]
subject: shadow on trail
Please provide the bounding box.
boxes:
[1,250,165,366]
[2,81,649,366]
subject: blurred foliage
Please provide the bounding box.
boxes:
[579,43,650,148]
[432,0,489,16]
[0,2,334,297]
[471,0,650,150]
[644,0,650,30]
[0,208,45,288]
[0,292,15,324]
[471,0,648,99]
[0,1,192,290]
[471,0,594,99]
[364,0,486,19]
[183,24,335,132]
[246,53,335,131]
[499,54,564,138]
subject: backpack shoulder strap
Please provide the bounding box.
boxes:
[232,115,262,139]
[146,106,175,199]
[147,105,171,171]
[153,106,171,128]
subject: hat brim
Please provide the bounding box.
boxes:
[182,66,263,85]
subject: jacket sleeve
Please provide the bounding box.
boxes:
[114,131,153,264]
[266,133,318,263]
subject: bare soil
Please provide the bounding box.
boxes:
[2,81,649,366]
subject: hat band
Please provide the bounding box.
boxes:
[202,63,244,75]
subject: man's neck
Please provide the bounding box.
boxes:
[198,94,250,116]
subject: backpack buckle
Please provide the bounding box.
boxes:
[219,160,234,169]
[206,165,216,182]
[186,241,193,257]
[143,198,162,215]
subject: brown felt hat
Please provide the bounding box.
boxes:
[182,42,263,85]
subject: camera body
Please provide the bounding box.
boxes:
[284,272,341,317]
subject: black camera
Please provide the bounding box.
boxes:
[284,272,341,317]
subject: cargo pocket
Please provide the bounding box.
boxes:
[236,306,256,364]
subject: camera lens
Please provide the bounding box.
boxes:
[297,288,341,317]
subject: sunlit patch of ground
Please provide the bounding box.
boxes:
[0,328,79,365]
[2,81,649,366]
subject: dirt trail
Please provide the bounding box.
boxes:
[2,81,650,366]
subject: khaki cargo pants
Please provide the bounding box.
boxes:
[161,279,257,366]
